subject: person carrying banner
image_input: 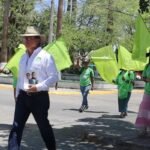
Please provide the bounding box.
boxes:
[8,26,58,150]
[75,56,94,113]
[113,69,135,118]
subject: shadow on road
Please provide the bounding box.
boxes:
[63,108,109,114]
[0,115,138,150]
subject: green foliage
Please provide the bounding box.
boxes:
[139,0,150,13]
[62,0,139,56]
[8,0,35,53]
[31,8,57,45]
[0,0,150,61]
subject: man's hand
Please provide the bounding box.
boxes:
[27,85,37,92]
[0,69,3,73]
[112,79,115,84]
[122,76,125,81]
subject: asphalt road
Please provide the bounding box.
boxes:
[0,84,144,150]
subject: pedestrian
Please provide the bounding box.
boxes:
[75,56,94,112]
[8,26,58,150]
[113,69,135,118]
[135,61,150,137]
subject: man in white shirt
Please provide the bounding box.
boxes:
[8,26,58,150]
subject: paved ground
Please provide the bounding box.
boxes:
[0,84,149,150]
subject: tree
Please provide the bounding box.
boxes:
[67,0,77,23]
[139,0,150,13]
[0,0,45,60]
[62,0,139,55]
[48,0,55,43]
[0,0,148,62]
[56,0,64,38]
[1,0,11,62]
[67,0,71,12]
[8,0,35,54]
[106,0,114,45]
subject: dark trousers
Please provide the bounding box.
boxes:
[8,91,56,150]
[118,92,131,113]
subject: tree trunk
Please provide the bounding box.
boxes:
[67,0,77,23]
[67,0,71,11]
[67,0,72,19]
[72,0,77,12]
[1,0,11,62]
[106,0,113,45]
[72,0,77,23]
[56,0,64,39]
[48,0,55,43]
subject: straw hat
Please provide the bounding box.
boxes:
[20,26,43,37]
[21,26,46,43]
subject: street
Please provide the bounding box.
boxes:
[0,84,144,150]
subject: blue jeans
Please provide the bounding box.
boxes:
[80,85,91,106]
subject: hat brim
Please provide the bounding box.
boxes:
[20,34,42,37]
[20,34,46,43]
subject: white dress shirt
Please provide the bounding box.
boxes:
[16,47,58,96]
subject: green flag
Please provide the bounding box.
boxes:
[44,38,72,71]
[90,45,119,83]
[5,44,26,78]
[132,15,150,62]
[118,46,147,71]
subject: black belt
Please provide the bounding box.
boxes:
[19,90,48,96]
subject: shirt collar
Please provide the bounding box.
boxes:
[26,47,42,57]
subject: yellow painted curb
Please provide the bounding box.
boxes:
[0,84,144,95]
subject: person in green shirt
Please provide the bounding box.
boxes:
[75,57,94,112]
[113,69,135,118]
[135,62,150,137]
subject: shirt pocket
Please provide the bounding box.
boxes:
[32,58,43,69]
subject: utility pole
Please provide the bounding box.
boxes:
[1,0,11,62]
[56,0,64,39]
[48,0,54,43]
[106,0,113,45]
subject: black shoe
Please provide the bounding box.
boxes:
[124,112,128,116]
[119,113,125,118]
[119,112,127,118]
[79,105,88,112]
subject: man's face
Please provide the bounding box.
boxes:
[32,72,36,78]
[23,36,40,50]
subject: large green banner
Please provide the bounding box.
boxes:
[44,38,72,71]
[118,46,147,71]
[5,44,26,78]
[90,46,119,83]
[132,15,150,62]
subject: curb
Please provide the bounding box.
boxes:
[0,75,144,90]
[0,75,117,90]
